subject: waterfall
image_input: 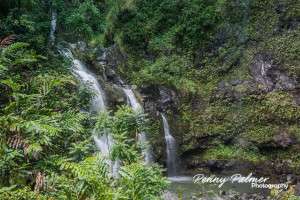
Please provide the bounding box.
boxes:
[123,88,143,111]
[58,48,106,112]
[59,47,119,178]
[49,10,57,45]
[161,113,177,176]
[123,88,153,164]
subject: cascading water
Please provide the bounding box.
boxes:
[49,10,57,45]
[123,88,153,164]
[123,88,143,111]
[161,113,177,176]
[59,47,119,178]
[59,48,106,112]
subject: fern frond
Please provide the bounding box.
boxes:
[7,134,26,149]
[24,143,42,159]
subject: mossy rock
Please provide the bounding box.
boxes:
[202,145,265,163]
[242,125,279,145]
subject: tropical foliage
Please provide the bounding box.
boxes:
[0,1,167,199]
[0,0,299,199]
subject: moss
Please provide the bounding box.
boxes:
[244,27,300,78]
[102,0,300,172]
[242,125,278,144]
[178,89,300,159]
[121,54,200,93]
[202,145,265,163]
[267,146,300,168]
[247,0,279,41]
[261,28,300,77]
[260,91,300,123]
[239,92,300,125]
[199,81,219,100]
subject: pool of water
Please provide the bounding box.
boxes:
[168,176,268,199]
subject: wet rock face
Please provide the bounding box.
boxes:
[140,85,179,115]
[105,84,127,110]
[102,45,126,70]
[250,54,297,92]
[250,54,274,91]
[139,85,160,116]
[214,59,298,102]
[158,86,179,112]
[70,41,87,53]
[95,45,128,86]
[215,53,298,102]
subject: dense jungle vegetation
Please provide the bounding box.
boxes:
[0,0,299,199]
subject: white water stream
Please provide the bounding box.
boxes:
[59,47,119,178]
[161,113,177,176]
[49,10,57,45]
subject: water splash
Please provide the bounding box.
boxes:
[59,46,119,178]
